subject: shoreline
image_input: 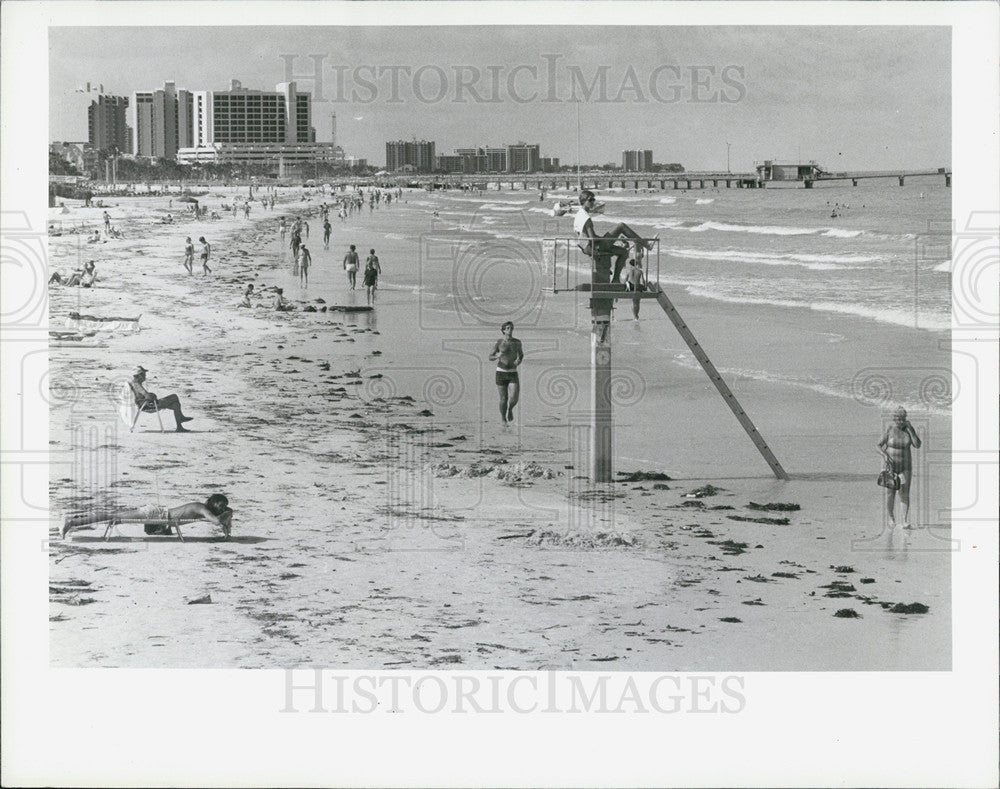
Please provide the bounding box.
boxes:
[48,186,951,670]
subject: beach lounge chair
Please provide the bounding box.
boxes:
[102,516,185,541]
[117,381,165,433]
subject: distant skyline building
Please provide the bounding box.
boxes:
[442,143,545,173]
[455,146,508,172]
[505,142,541,173]
[622,149,654,171]
[386,139,436,172]
[87,94,132,154]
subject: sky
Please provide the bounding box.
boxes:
[50,25,951,172]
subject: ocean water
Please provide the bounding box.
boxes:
[384,181,952,429]
[430,180,951,332]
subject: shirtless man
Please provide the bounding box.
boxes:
[129,366,194,432]
[488,321,524,425]
[877,406,922,528]
[62,493,233,539]
[199,236,212,275]
[574,189,654,284]
[343,244,360,289]
[623,257,645,320]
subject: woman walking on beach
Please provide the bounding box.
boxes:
[364,249,381,305]
[279,218,287,244]
[183,236,194,275]
[199,236,212,275]
[877,406,922,528]
[298,244,311,287]
[323,218,332,249]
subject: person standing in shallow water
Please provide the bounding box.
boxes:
[878,406,922,528]
[363,248,381,305]
[488,321,524,426]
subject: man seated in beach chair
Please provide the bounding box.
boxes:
[61,493,233,540]
[573,189,654,284]
[129,365,194,432]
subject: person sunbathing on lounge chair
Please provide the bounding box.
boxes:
[61,494,233,539]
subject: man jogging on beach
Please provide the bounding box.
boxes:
[488,321,524,426]
[343,244,359,289]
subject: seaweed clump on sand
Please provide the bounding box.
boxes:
[727,514,790,526]
[617,470,672,482]
[748,501,800,511]
[820,580,856,598]
[686,484,722,498]
[889,602,930,614]
[834,608,861,618]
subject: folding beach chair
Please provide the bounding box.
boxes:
[117,381,165,433]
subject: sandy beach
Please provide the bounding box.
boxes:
[48,184,950,671]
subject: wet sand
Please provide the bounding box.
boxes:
[48,185,950,670]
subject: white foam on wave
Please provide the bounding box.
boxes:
[689,221,818,236]
[669,247,862,271]
[822,228,864,238]
[478,203,530,212]
[681,284,951,332]
[695,198,715,205]
[668,355,950,417]
[659,197,677,204]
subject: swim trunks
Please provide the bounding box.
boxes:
[138,504,169,522]
[496,369,519,386]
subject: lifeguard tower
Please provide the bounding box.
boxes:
[544,234,788,483]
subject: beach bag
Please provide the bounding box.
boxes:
[877,461,900,490]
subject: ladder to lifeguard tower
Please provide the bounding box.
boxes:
[544,236,788,482]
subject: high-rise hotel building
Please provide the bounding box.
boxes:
[134,80,331,165]
[133,81,193,159]
[87,94,133,154]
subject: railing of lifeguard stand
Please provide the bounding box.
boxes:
[542,237,662,295]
